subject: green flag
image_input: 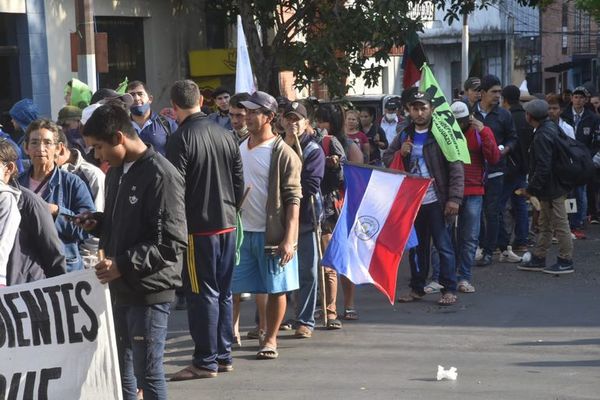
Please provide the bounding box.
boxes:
[419,64,471,164]
[115,77,128,94]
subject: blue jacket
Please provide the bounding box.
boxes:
[296,133,325,232]
[18,165,95,271]
[132,112,178,156]
[207,111,233,131]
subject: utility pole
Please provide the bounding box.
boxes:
[75,0,97,91]
[461,8,469,85]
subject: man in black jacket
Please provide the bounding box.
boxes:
[166,80,245,381]
[561,86,600,235]
[519,99,574,274]
[79,103,188,400]
[473,75,518,266]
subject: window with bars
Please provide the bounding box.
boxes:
[574,9,591,53]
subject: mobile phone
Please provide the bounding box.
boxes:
[60,213,77,222]
[264,245,279,256]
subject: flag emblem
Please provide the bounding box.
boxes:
[355,216,380,241]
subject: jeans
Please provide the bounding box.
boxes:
[114,303,170,400]
[295,230,318,329]
[569,185,588,229]
[457,196,483,282]
[429,224,455,282]
[184,231,236,372]
[497,174,529,249]
[481,175,504,255]
[408,202,457,294]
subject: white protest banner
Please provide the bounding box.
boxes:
[0,270,122,399]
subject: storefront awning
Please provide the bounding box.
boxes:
[544,61,574,73]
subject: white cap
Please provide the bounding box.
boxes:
[450,101,470,119]
[81,103,102,125]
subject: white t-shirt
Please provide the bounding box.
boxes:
[240,136,277,232]
[380,117,399,146]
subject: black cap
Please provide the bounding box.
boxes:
[480,75,502,91]
[240,91,278,114]
[407,91,433,106]
[212,86,231,98]
[385,97,401,110]
[92,88,134,108]
[464,77,481,91]
[284,101,308,119]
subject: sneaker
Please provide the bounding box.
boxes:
[476,252,493,267]
[571,232,577,240]
[591,218,599,225]
[424,281,444,294]
[499,246,522,263]
[571,229,586,240]
[474,247,483,261]
[542,257,574,275]
[551,237,558,244]
[517,255,546,272]
[457,280,475,293]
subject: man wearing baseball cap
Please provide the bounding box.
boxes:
[463,77,481,110]
[561,86,600,236]
[232,91,302,359]
[282,101,325,339]
[450,101,500,293]
[519,99,574,274]
[386,91,464,306]
[381,97,401,145]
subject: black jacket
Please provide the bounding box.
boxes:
[95,147,188,306]
[528,119,570,200]
[8,185,66,285]
[473,103,518,175]
[506,104,534,177]
[166,112,244,233]
[561,106,600,152]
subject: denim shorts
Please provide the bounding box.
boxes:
[231,231,299,294]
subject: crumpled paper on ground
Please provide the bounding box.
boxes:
[437,365,458,381]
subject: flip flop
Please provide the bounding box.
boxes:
[326,318,342,330]
[437,293,458,306]
[256,346,278,360]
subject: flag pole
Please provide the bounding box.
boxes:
[310,195,328,327]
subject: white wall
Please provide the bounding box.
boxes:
[44,0,205,118]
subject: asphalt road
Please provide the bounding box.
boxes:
[164,225,600,400]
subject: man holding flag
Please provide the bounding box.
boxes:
[386,91,464,306]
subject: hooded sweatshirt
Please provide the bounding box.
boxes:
[9,98,39,136]
[0,181,21,286]
[66,78,93,109]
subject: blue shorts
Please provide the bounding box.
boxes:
[232,231,299,294]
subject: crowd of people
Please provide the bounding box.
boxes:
[0,72,599,400]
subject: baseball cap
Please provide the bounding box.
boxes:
[480,75,502,91]
[464,77,481,91]
[57,106,82,124]
[573,86,590,97]
[450,101,470,119]
[92,89,134,108]
[81,103,102,125]
[385,97,401,110]
[240,91,278,113]
[284,101,308,119]
[407,91,433,106]
[523,99,549,120]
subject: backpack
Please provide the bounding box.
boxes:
[553,127,594,189]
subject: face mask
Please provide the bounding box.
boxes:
[130,103,151,116]
[385,113,397,120]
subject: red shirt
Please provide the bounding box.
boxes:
[464,126,501,196]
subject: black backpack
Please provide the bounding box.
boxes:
[553,126,594,189]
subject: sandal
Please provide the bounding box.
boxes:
[256,345,278,360]
[326,318,342,330]
[424,281,444,294]
[437,293,458,306]
[343,308,359,320]
[457,280,475,293]
[397,291,425,303]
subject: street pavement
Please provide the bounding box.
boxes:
[165,225,600,400]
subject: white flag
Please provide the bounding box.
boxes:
[236,15,256,94]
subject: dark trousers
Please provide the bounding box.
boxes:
[497,174,529,249]
[481,175,504,255]
[587,181,599,220]
[184,231,236,372]
[408,201,457,294]
[114,303,170,400]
